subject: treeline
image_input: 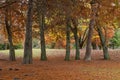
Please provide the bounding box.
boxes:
[0,0,120,64]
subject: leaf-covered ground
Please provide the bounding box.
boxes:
[0,49,120,80]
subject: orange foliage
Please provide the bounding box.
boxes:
[92,25,115,45]
[0,0,26,44]
[0,0,119,47]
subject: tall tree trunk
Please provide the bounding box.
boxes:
[65,16,71,61]
[73,28,80,60]
[84,0,99,61]
[37,0,47,61]
[40,12,47,61]
[23,0,33,64]
[84,19,94,61]
[5,4,15,61]
[96,25,110,60]
[70,18,80,60]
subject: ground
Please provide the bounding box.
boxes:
[0,49,120,80]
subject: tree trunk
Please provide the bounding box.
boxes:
[70,18,80,60]
[37,0,47,61]
[5,5,15,61]
[84,0,99,61]
[84,19,94,61]
[97,26,110,60]
[73,27,80,60]
[23,0,33,64]
[40,13,47,61]
[65,16,71,61]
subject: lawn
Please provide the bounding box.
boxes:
[0,49,120,80]
[0,49,66,58]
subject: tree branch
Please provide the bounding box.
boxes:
[0,0,19,9]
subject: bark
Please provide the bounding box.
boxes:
[70,19,80,60]
[37,0,47,61]
[73,28,80,60]
[23,0,33,64]
[96,25,110,60]
[70,0,80,60]
[40,13,47,61]
[84,0,99,61]
[65,16,71,61]
[5,3,15,61]
[70,0,80,59]
[84,19,95,61]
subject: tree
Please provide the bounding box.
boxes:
[36,0,47,61]
[23,0,33,64]
[96,23,110,60]
[0,0,26,44]
[0,0,27,60]
[84,0,99,61]
[4,0,16,61]
[64,15,71,61]
[70,18,80,60]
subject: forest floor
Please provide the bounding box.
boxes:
[0,49,120,80]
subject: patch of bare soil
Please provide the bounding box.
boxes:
[0,49,120,80]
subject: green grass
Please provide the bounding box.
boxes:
[0,49,66,58]
[0,49,41,58]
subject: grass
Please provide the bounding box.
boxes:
[0,49,66,58]
[0,49,41,58]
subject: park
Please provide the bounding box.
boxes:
[0,0,120,80]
